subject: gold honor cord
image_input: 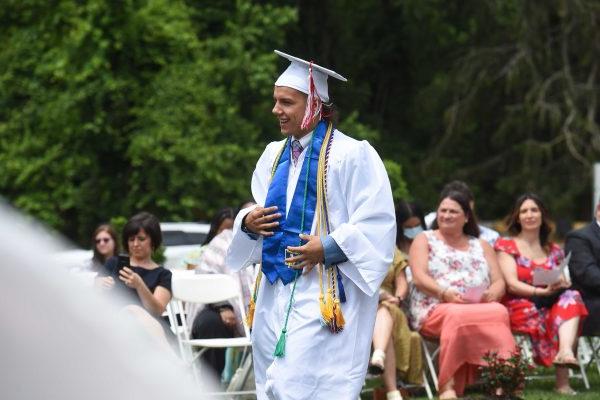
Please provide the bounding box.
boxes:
[316,125,344,332]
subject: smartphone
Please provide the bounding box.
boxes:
[115,254,130,276]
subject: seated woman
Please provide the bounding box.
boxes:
[369,200,424,400]
[181,207,235,270]
[495,193,588,395]
[409,191,515,399]
[97,212,173,352]
[89,224,119,272]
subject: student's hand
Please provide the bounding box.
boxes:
[285,234,325,275]
[96,276,114,290]
[243,206,280,236]
[119,267,143,290]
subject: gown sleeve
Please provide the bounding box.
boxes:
[329,141,396,296]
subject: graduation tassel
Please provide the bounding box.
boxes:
[318,265,332,326]
[324,287,335,327]
[301,62,322,130]
[273,328,287,357]
[245,271,262,330]
[245,298,256,329]
[332,268,345,330]
[274,270,300,358]
[333,298,345,332]
[319,293,329,326]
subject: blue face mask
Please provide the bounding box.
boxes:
[403,226,424,240]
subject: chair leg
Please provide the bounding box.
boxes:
[421,340,438,391]
[590,337,600,375]
[423,370,434,399]
[579,361,590,390]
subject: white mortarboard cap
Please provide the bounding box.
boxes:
[274,50,347,103]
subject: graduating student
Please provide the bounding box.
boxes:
[226,50,396,399]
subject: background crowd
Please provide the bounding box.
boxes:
[75,178,600,400]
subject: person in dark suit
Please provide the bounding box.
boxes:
[565,202,600,336]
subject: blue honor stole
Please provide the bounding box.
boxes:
[261,121,327,285]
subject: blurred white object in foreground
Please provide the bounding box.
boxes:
[0,201,218,399]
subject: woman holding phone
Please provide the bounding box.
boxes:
[101,212,172,317]
[97,212,174,353]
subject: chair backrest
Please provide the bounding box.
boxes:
[171,273,251,342]
[173,274,239,304]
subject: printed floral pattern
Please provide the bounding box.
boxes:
[494,238,588,367]
[409,231,490,330]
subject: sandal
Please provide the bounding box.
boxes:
[555,386,577,396]
[368,349,385,375]
[552,354,580,370]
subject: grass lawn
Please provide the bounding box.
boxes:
[361,366,600,399]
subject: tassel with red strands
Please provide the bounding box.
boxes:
[301,62,322,130]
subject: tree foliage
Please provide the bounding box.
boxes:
[5,0,598,244]
[0,0,296,242]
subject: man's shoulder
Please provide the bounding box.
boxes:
[332,129,361,147]
[567,222,594,236]
[331,129,378,158]
[255,139,287,165]
[566,222,598,241]
[264,138,287,152]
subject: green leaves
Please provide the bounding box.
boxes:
[0,0,297,244]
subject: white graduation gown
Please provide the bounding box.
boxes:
[226,129,396,400]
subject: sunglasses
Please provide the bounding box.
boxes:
[95,238,112,244]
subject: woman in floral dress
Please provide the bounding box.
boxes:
[495,193,588,396]
[410,191,515,399]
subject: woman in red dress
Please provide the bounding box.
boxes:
[495,193,587,395]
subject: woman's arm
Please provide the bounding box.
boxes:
[136,285,171,317]
[481,240,505,302]
[120,267,171,317]
[409,232,464,303]
[395,268,409,300]
[496,249,542,298]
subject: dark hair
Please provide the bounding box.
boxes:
[395,200,426,247]
[321,102,339,125]
[204,207,236,245]
[432,191,480,237]
[440,180,474,203]
[506,193,552,248]
[122,212,162,251]
[91,224,119,266]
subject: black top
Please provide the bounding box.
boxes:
[102,256,172,308]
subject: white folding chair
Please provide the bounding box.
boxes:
[580,336,600,375]
[514,333,590,389]
[171,273,254,397]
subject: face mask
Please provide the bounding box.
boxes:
[403,226,424,240]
